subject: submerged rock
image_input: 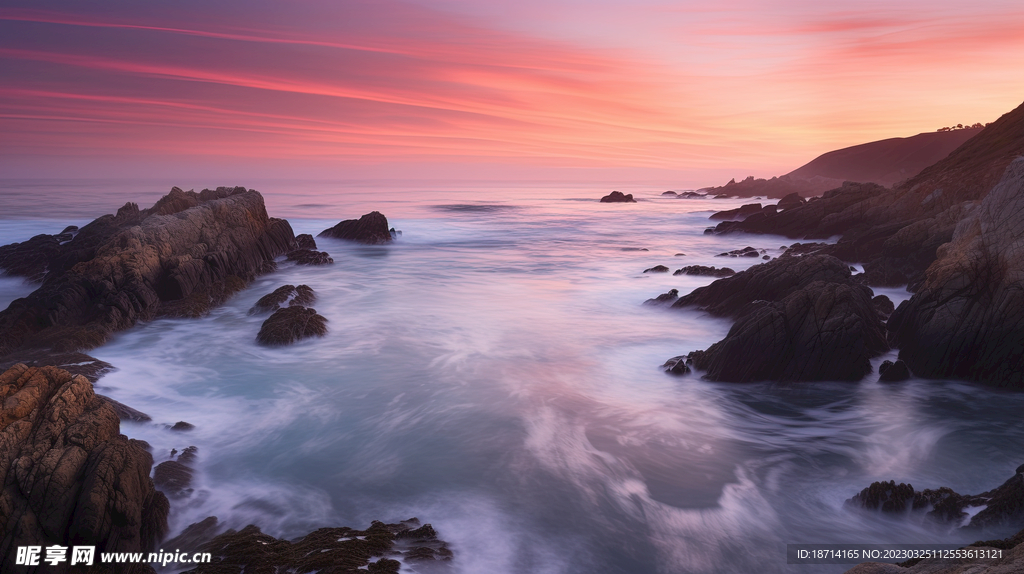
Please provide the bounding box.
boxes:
[643,265,670,273]
[249,284,316,315]
[661,356,691,375]
[709,203,762,221]
[877,359,910,381]
[674,265,735,277]
[286,248,334,265]
[644,289,679,306]
[256,306,328,346]
[318,211,393,244]
[178,517,452,574]
[846,465,1024,529]
[0,365,168,570]
[154,446,198,499]
[600,191,636,203]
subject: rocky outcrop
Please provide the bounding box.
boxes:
[672,265,735,277]
[178,517,451,574]
[887,158,1024,387]
[599,191,636,203]
[285,249,333,265]
[256,306,328,346]
[705,101,1024,290]
[0,364,168,571]
[777,192,807,210]
[710,203,763,221]
[248,285,316,315]
[153,446,197,499]
[643,265,669,273]
[846,464,1024,529]
[0,187,296,359]
[644,289,679,306]
[669,255,853,317]
[685,280,888,381]
[877,360,910,381]
[318,212,393,244]
[843,530,1024,574]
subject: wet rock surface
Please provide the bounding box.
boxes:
[887,158,1024,387]
[644,289,679,306]
[256,306,328,346]
[0,364,168,571]
[599,191,636,203]
[846,465,1024,529]
[643,265,669,273]
[153,446,197,499]
[248,284,316,315]
[177,517,451,574]
[0,186,296,359]
[672,265,735,277]
[286,249,334,265]
[319,211,393,244]
[709,203,763,221]
[877,359,911,381]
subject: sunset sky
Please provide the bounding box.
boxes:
[2,0,1023,186]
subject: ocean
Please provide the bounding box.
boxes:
[1,179,1022,574]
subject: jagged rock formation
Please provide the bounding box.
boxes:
[177,517,451,574]
[318,211,393,244]
[643,265,669,273]
[0,186,296,359]
[256,306,328,346]
[153,446,197,499]
[248,285,316,315]
[662,255,888,381]
[710,203,764,221]
[706,100,1024,290]
[847,464,1024,529]
[672,266,735,278]
[887,158,1024,387]
[599,191,636,203]
[0,364,168,572]
[285,249,333,265]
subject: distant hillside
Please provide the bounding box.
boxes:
[705,128,983,199]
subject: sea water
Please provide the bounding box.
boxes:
[1,180,1022,574]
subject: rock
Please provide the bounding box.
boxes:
[153,446,197,498]
[318,211,393,244]
[776,192,807,210]
[673,265,735,278]
[686,280,889,382]
[621,247,649,251]
[661,356,691,375]
[846,465,1024,530]
[675,253,686,256]
[762,255,770,260]
[643,265,669,273]
[600,191,636,203]
[256,306,328,346]
[295,233,317,250]
[716,246,761,258]
[888,158,1024,387]
[179,519,451,574]
[0,187,295,359]
[0,350,114,383]
[877,359,911,381]
[644,289,679,306]
[0,233,61,281]
[0,365,168,570]
[164,516,222,553]
[709,203,763,221]
[872,295,895,318]
[249,285,316,315]
[286,249,334,265]
[171,421,195,431]
[661,191,678,196]
[388,227,402,238]
[670,254,854,317]
[100,395,152,422]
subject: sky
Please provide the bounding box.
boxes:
[1,0,1023,187]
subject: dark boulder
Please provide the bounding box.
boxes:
[256,306,328,346]
[0,187,295,358]
[0,233,62,281]
[871,295,895,319]
[709,203,763,221]
[888,158,1024,387]
[0,365,168,570]
[661,356,691,375]
[249,285,316,315]
[687,280,889,382]
[877,359,911,381]
[179,518,451,574]
[670,254,853,317]
[295,233,317,250]
[600,191,636,203]
[644,289,679,306]
[318,211,393,244]
[661,191,678,196]
[286,249,334,265]
[171,421,195,431]
[153,446,197,499]
[101,395,152,422]
[846,465,1024,529]
[776,192,806,210]
[643,265,669,273]
[717,246,761,257]
[673,265,735,277]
